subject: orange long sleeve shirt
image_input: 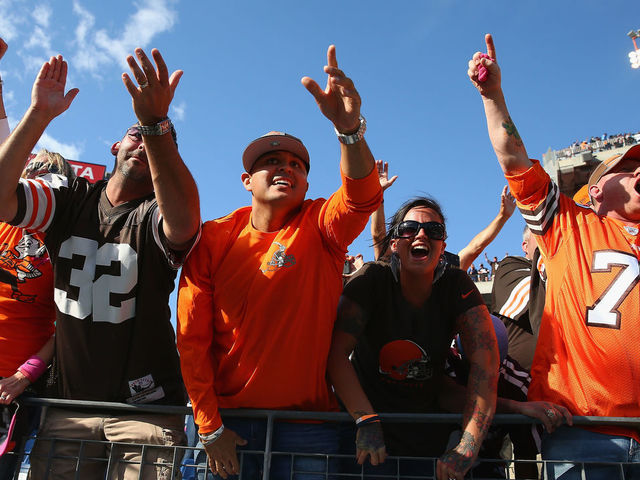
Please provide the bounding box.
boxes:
[178,168,381,433]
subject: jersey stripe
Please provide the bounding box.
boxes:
[519,182,559,235]
[499,276,531,319]
[33,179,54,231]
[15,177,61,231]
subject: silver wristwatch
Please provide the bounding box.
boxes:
[334,115,366,145]
[137,117,173,136]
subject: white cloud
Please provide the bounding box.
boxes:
[32,4,52,28]
[73,0,178,73]
[24,26,51,51]
[0,1,25,41]
[171,101,186,121]
[73,1,94,45]
[36,132,83,160]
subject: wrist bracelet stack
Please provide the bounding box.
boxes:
[355,414,380,427]
[199,424,225,446]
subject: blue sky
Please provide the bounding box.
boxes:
[1,0,638,267]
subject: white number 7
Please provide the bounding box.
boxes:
[586,250,639,328]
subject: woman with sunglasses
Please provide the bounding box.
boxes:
[328,197,499,480]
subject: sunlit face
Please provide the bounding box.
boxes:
[590,157,640,223]
[242,150,309,209]
[390,207,446,276]
[111,126,151,182]
[522,231,537,260]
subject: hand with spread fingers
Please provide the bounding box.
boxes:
[499,185,516,218]
[467,34,501,97]
[376,160,398,192]
[122,48,183,126]
[204,428,248,479]
[301,45,362,134]
[30,55,79,121]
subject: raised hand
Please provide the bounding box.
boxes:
[376,160,398,192]
[467,34,501,96]
[499,185,516,218]
[30,55,79,120]
[301,45,361,134]
[122,48,182,125]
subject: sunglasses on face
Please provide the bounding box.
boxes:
[395,220,446,240]
[124,125,179,147]
[126,126,143,141]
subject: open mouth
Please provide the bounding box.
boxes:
[410,245,429,259]
[273,177,292,187]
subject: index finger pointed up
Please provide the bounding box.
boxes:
[485,34,496,61]
[327,44,338,69]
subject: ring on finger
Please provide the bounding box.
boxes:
[139,81,149,89]
[545,408,556,419]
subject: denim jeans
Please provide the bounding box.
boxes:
[543,426,640,480]
[195,418,339,480]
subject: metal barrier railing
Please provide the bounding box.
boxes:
[3,398,640,479]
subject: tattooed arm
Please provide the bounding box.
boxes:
[327,295,387,466]
[437,304,499,480]
[467,34,532,176]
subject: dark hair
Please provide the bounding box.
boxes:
[376,196,446,258]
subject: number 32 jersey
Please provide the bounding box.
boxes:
[507,161,640,441]
[10,174,187,405]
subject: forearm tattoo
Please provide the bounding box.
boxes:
[502,116,523,147]
[336,296,368,337]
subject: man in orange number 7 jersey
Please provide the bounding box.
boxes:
[469,34,640,480]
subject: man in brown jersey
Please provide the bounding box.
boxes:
[0,50,200,479]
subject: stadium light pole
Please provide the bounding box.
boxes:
[628,30,640,69]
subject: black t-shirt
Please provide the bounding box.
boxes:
[338,261,484,455]
[12,176,187,405]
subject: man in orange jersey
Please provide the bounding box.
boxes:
[469,34,640,479]
[178,45,382,479]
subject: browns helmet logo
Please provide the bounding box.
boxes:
[378,339,432,381]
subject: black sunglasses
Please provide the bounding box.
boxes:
[395,220,446,240]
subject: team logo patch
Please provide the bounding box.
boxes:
[0,232,48,303]
[624,226,639,236]
[261,242,296,272]
[379,339,433,381]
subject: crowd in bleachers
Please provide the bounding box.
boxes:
[555,131,640,159]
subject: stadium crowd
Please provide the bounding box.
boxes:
[1,31,640,480]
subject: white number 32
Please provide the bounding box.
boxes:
[54,236,138,324]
